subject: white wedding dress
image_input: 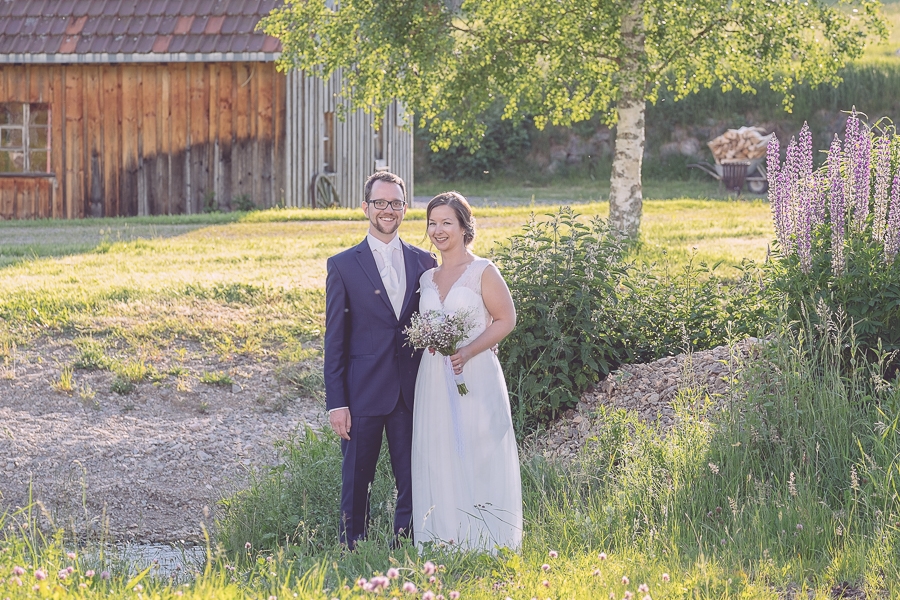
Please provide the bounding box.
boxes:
[411,257,523,553]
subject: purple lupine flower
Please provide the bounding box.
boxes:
[886,173,900,264]
[788,134,804,252]
[829,134,846,275]
[798,123,813,180]
[843,110,859,201]
[873,135,892,241]
[777,137,798,254]
[812,172,828,228]
[797,180,813,274]
[843,109,871,233]
[767,135,781,187]
[767,136,783,244]
[776,166,793,253]
[796,123,815,272]
[853,124,872,232]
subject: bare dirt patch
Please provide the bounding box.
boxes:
[0,335,326,543]
[1,330,756,544]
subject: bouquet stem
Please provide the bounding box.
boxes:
[448,345,468,396]
[453,371,468,396]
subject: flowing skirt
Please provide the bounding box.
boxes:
[411,348,523,553]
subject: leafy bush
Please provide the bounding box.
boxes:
[494,209,772,434]
[232,193,258,212]
[417,103,533,180]
[493,208,630,432]
[765,111,900,364]
[618,255,771,364]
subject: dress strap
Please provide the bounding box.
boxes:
[459,257,491,294]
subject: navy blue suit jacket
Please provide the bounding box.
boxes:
[324,238,438,416]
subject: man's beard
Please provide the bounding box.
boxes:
[371,216,400,236]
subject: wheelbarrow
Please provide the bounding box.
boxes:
[687,157,768,194]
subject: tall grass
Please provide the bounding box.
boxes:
[199,317,900,597]
[4,319,900,596]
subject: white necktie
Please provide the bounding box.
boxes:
[378,246,403,318]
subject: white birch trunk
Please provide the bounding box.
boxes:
[608,0,646,238]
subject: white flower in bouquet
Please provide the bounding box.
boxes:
[404,309,474,394]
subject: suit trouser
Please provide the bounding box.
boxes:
[339,397,414,548]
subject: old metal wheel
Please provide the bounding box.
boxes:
[312,173,339,208]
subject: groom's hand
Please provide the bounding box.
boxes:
[330,408,352,440]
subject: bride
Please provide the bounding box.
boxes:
[411,191,523,553]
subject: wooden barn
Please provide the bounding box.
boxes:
[0,0,414,220]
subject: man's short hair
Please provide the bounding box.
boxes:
[364,172,407,204]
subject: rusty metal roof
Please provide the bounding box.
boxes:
[0,0,285,63]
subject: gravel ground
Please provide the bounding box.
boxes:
[1,333,756,543]
[0,336,327,543]
[533,339,758,460]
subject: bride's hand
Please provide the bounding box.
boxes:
[449,346,473,375]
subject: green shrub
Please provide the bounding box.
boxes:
[493,208,630,432]
[232,193,258,212]
[494,208,772,434]
[619,254,771,363]
[417,102,533,180]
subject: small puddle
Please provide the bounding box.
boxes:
[87,542,208,581]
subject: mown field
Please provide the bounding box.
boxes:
[0,199,771,357]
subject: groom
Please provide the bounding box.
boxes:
[324,171,437,549]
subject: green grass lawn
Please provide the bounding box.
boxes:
[415,175,739,205]
[0,196,772,388]
[0,198,771,295]
[7,195,899,599]
[861,0,900,62]
[0,196,771,410]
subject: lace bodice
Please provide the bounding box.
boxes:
[419,257,493,345]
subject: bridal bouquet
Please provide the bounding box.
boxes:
[404,309,473,395]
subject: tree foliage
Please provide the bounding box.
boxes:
[262,0,885,234]
[264,0,883,143]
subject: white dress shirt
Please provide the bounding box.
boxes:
[366,233,406,318]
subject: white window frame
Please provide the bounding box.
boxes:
[0,103,51,174]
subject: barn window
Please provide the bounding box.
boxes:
[0,103,50,174]
[374,115,386,170]
[323,111,335,173]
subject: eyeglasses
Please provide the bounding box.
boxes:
[367,199,406,210]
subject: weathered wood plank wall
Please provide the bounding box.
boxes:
[0,62,285,220]
[284,68,414,209]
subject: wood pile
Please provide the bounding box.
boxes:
[707,126,774,163]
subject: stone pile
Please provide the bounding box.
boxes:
[534,339,759,460]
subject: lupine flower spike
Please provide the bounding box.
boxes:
[796,123,814,272]
[828,134,846,275]
[886,173,900,263]
[847,109,872,232]
[873,136,892,240]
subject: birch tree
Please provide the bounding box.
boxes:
[262,0,884,237]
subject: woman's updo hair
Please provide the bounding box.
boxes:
[426,191,476,246]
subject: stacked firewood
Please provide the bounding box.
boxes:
[707,126,774,163]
